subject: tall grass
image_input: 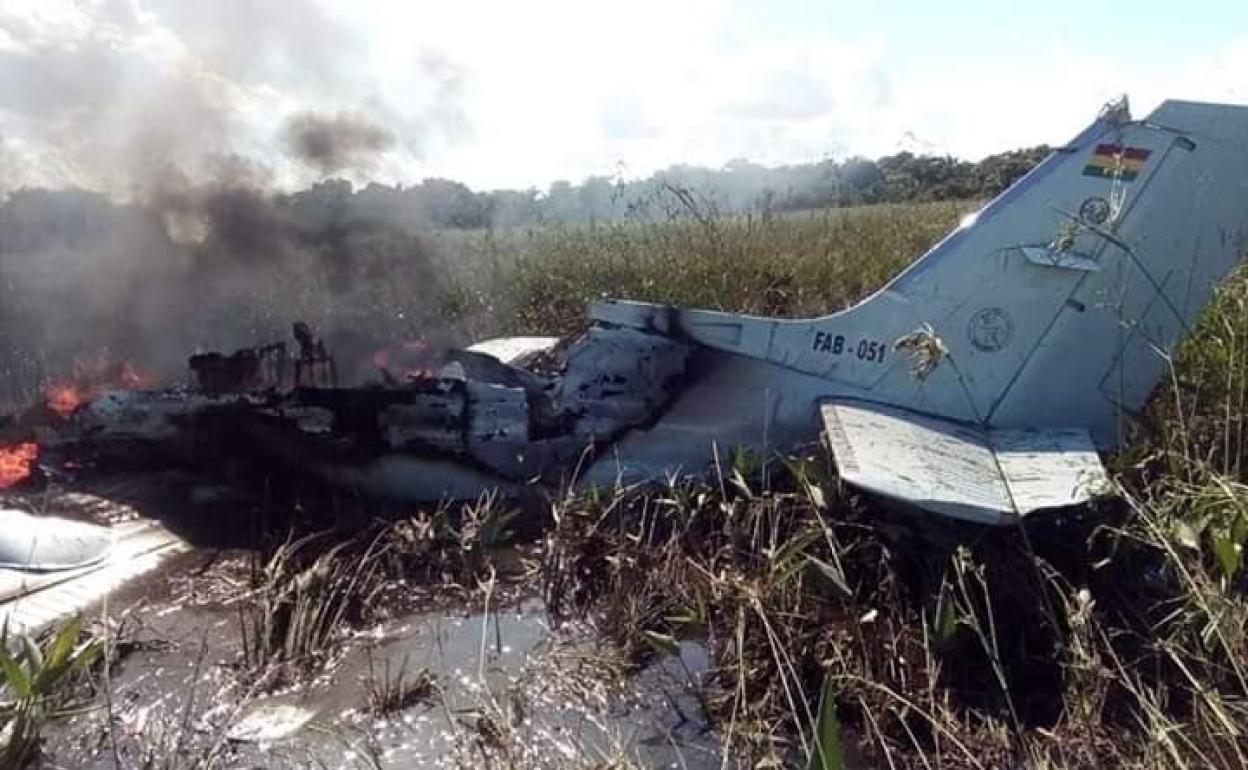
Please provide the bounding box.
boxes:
[481,192,1248,768]
[435,199,969,338]
[30,194,1248,767]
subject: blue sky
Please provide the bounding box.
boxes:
[742,0,1245,61]
[0,0,1244,194]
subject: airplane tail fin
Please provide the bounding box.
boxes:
[588,99,1248,523]
[815,99,1248,523]
[872,99,1248,445]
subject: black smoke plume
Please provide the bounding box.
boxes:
[0,179,461,407]
[284,112,397,175]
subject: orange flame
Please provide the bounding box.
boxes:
[45,384,82,418]
[0,443,37,489]
[42,352,156,418]
[117,361,155,389]
[372,339,436,382]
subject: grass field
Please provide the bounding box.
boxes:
[431,196,1248,769]
[432,200,969,338]
[8,195,1248,768]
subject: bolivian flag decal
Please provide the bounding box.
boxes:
[1082,143,1152,181]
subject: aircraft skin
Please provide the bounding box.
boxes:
[548,99,1248,521]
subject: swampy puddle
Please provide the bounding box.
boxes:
[42,548,732,769]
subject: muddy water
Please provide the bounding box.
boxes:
[235,601,725,769]
[44,549,733,769]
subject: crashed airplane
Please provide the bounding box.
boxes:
[3,97,1248,583]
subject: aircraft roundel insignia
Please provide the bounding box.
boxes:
[1079,196,1111,225]
[968,307,1014,352]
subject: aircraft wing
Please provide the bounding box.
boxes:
[819,401,1110,525]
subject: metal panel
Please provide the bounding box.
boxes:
[821,402,1014,524]
[465,336,560,365]
[0,520,186,636]
[1019,246,1102,272]
[820,401,1109,525]
[0,509,113,571]
[992,428,1110,514]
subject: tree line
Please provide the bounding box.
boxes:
[344,144,1052,229]
[0,145,1052,242]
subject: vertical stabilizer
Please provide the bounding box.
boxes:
[978,100,1248,443]
[635,99,1248,446]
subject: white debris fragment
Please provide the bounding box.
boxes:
[226,703,316,743]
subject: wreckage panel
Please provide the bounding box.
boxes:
[821,401,1014,525]
[554,327,689,440]
[820,401,1110,524]
[0,508,113,571]
[380,393,466,453]
[0,519,186,636]
[466,382,528,444]
[465,336,561,365]
[990,428,1110,513]
[33,321,694,501]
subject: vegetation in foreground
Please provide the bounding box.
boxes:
[403,195,1248,768]
[3,195,1247,768]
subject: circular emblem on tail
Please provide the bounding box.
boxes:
[1079,196,1111,225]
[967,307,1014,352]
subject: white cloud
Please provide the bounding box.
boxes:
[0,0,1245,194]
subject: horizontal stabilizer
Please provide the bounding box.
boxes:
[820,401,1110,525]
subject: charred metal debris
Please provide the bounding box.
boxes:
[17,322,692,496]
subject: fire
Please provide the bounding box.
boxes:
[70,351,156,390]
[42,352,156,418]
[46,384,82,418]
[0,442,37,489]
[372,339,437,382]
[117,361,155,389]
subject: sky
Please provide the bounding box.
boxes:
[0,0,1246,195]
